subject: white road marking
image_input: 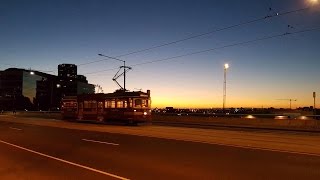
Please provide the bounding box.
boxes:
[143,134,320,157]
[0,140,129,180]
[82,139,119,146]
[9,127,22,131]
[2,117,320,157]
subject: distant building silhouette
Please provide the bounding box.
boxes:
[58,64,77,79]
[76,75,88,83]
[57,63,94,96]
[0,68,56,111]
[0,64,94,111]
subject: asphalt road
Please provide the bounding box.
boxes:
[0,120,320,179]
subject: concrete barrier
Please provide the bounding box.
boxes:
[1,111,62,120]
[152,114,320,131]
[1,111,319,131]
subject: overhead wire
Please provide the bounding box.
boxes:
[79,6,310,67]
[10,6,312,75]
[83,27,320,75]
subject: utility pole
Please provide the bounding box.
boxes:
[276,99,297,109]
[124,60,126,91]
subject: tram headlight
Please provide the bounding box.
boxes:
[143,112,147,115]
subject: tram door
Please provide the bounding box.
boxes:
[78,102,83,120]
[97,101,104,121]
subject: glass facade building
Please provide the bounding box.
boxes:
[0,65,95,111]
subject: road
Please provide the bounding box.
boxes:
[0,118,320,179]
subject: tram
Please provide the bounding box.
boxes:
[61,90,151,124]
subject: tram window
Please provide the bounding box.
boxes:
[64,101,77,107]
[117,100,124,108]
[145,100,149,107]
[135,99,142,108]
[98,101,103,108]
[142,99,147,107]
[105,100,116,108]
[124,100,128,108]
[129,99,133,108]
[84,100,97,108]
[111,100,115,108]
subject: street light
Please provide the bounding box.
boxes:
[223,63,229,112]
[98,53,131,91]
[309,0,318,4]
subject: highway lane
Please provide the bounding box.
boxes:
[1,121,320,179]
[2,116,320,155]
[0,140,117,179]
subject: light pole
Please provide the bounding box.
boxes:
[98,54,130,91]
[223,63,229,112]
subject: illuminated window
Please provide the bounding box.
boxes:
[105,99,115,108]
[84,100,97,108]
[143,100,147,107]
[135,99,142,108]
[117,100,123,108]
[63,101,77,107]
[98,101,103,108]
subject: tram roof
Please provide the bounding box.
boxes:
[76,90,150,100]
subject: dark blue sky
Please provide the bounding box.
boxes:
[1,0,320,108]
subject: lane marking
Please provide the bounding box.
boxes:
[139,134,320,157]
[0,140,129,180]
[2,118,320,157]
[82,139,119,146]
[9,127,22,131]
[108,131,320,157]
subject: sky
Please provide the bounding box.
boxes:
[1,0,320,108]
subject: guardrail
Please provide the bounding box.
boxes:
[0,111,61,119]
[152,113,320,131]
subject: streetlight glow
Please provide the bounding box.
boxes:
[307,0,319,5]
[310,0,318,4]
[30,71,35,75]
[223,63,229,112]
